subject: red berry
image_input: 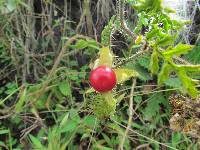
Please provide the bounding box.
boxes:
[89,66,116,92]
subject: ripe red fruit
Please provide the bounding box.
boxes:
[89,66,116,92]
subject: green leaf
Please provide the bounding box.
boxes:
[114,68,138,84]
[146,27,159,40]
[150,51,159,74]
[58,81,71,96]
[162,44,194,57]
[172,132,181,147]
[15,87,27,113]
[0,129,9,135]
[69,109,81,122]
[94,145,113,150]
[86,39,100,50]
[34,94,48,109]
[98,47,113,67]
[83,115,98,127]
[127,63,151,81]
[164,78,182,88]
[176,65,200,72]
[135,35,143,44]
[102,133,113,147]
[72,39,88,49]
[158,63,172,85]
[60,113,69,128]
[61,120,78,133]
[7,0,17,12]
[178,70,199,98]
[185,44,200,64]
[156,35,174,46]
[143,93,166,120]
[137,55,150,69]
[29,134,46,150]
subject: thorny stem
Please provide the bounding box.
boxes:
[117,0,125,21]
[117,0,136,39]
[114,49,149,68]
[114,43,149,68]
[118,78,136,150]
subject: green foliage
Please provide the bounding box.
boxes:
[143,93,166,120]
[0,0,200,149]
[138,0,163,12]
[134,1,199,97]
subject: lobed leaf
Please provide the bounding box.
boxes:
[162,44,194,57]
[158,62,173,85]
[178,70,199,98]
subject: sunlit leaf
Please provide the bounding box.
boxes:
[162,44,194,57]
[176,65,200,72]
[135,35,143,44]
[150,51,159,75]
[158,62,172,85]
[114,68,139,84]
[98,47,113,67]
[93,59,100,69]
[178,70,199,98]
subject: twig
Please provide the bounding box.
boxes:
[118,78,136,150]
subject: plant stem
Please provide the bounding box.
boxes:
[118,78,136,150]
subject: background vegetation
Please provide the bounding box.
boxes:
[0,0,200,149]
